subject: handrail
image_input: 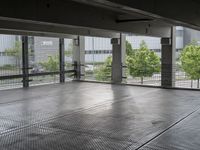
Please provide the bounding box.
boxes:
[0,70,76,80]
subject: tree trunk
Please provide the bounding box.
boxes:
[17,58,21,74]
[141,76,144,84]
[197,79,200,88]
[15,57,19,74]
[191,80,193,88]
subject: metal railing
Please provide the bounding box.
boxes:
[0,63,77,89]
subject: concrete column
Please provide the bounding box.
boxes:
[161,27,176,88]
[121,34,126,82]
[59,38,65,83]
[73,36,85,80]
[22,36,29,88]
[111,34,126,83]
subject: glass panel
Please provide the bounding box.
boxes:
[85,36,112,82]
[175,26,200,89]
[64,38,74,81]
[0,34,22,90]
[28,36,59,86]
[125,35,161,86]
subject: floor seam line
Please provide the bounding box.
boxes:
[126,106,200,150]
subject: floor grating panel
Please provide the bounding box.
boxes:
[0,82,200,149]
[0,125,132,150]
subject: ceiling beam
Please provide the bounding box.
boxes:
[0,18,120,38]
[73,0,200,31]
[0,0,171,37]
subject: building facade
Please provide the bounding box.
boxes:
[0,27,200,67]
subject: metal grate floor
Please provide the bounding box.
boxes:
[0,125,132,150]
[0,82,200,149]
[140,109,200,150]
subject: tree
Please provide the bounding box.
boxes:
[94,41,134,81]
[39,55,59,72]
[64,42,73,59]
[126,41,135,56]
[39,42,73,73]
[94,40,160,83]
[126,41,160,84]
[5,41,22,70]
[65,42,73,69]
[94,56,112,81]
[5,40,34,73]
[180,41,200,88]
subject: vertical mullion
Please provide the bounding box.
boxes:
[59,38,65,83]
[22,36,29,88]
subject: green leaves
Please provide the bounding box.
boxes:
[126,41,135,56]
[40,55,59,72]
[126,40,160,79]
[5,41,22,57]
[94,56,112,81]
[180,43,200,80]
[94,40,161,83]
[5,41,23,69]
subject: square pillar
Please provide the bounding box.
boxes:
[22,36,29,88]
[111,34,126,83]
[73,36,85,80]
[161,27,176,88]
[59,38,65,83]
[121,34,126,82]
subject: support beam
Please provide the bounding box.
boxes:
[0,19,120,39]
[59,38,65,83]
[73,36,85,80]
[111,34,126,83]
[161,27,176,88]
[74,0,200,31]
[0,0,171,37]
[22,36,29,88]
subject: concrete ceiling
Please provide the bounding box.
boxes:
[72,0,200,30]
[1,0,198,37]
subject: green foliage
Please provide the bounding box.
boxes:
[0,64,15,70]
[65,50,72,57]
[94,41,134,81]
[126,41,135,56]
[5,41,22,57]
[5,41,33,68]
[5,41,22,68]
[126,40,160,83]
[40,55,59,72]
[94,40,160,83]
[180,42,200,80]
[38,42,73,73]
[94,56,112,81]
[65,42,73,57]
